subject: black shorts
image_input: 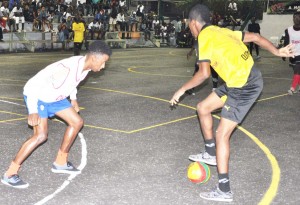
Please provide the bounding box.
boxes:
[214,67,263,123]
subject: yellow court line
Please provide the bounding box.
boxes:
[239,126,280,205]
[128,66,191,78]
[81,85,280,205]
[257,93,288,102]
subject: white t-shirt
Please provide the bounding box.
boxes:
[23,56,90,114]
[288,26,300,56]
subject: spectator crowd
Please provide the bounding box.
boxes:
[0,0,186,45]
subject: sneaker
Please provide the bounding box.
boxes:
[200,186,233,202]
[1,174,29,189]
[51,162,81,174]
[189,151,217,166]
[256,55,261,59]
[288,89,297,95]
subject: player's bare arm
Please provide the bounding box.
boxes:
[170,62,211,106]
[243,32,295,58]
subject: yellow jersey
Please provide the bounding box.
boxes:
[72,22,85,43]
[197,25,254,88]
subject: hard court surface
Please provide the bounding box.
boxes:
[0,47,299,205]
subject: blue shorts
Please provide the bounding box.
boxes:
[24,96,72,118]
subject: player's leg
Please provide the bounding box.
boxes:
[189,92,224,165]
[1,118,49,188]
[51,107,83,174]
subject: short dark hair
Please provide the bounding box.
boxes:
[88,41,112,57]
[189,4,211,24]
[293,11,300,27]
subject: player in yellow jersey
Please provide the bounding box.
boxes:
[170,4,295,202]
[72,15,86,56]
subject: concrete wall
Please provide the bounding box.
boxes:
[259,12,293,41]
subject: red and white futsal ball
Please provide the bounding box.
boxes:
[187,162,210,184]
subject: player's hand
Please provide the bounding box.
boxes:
[71,100,80,112]
[28,113,40,126]
[279,43,295,58]
[170,88,185,106]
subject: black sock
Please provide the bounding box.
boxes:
[204,138,216,156]
[218,173,230,192]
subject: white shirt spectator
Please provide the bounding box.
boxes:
[116,13,125,22]
[0,6,9,16]
[228,1,237,12]
[88,21,100,30]
[9,6,23,18]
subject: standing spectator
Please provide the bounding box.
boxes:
[0,10,4,41]
[1,41,112,189]
[72,15,85,55]
[284,11,300,95]
[109,4,117,31]
[228,0,238,19]
[10,3,25,32]
[248,16,261,59]
[136,1,144,20]
[170,4,294,202]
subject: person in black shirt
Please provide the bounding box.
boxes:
[248,16,261,59]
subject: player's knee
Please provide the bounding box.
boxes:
[196,102,209,115]
[72,117,84,130]
[35,133,48,144]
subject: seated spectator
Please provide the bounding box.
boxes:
[10,3,25,32]
[116,10,128,38]
[0,4,9,32]
[32,8,41,31]
[87,19,100,40]
[57,22,70,50]
[140,18,150,41]
[38,6,52,32]
[95,9,105,22]
[128,11,138,31]
[1,2,14,32]
[23,3,34,23]
[153,17,160,36]
[65,15,73,38]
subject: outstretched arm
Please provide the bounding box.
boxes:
[243,32,295,58]
[170,62,211,106]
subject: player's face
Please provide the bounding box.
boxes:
[91,54,110,72]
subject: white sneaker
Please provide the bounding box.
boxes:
[189,151,217,166]
[200,186,233,202]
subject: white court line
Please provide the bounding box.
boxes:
[0,99,87,205]
[34,133,87,205]
[0,99,25,107]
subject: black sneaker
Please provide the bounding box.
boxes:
[51,162,81,174]
[1,174,29,189]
